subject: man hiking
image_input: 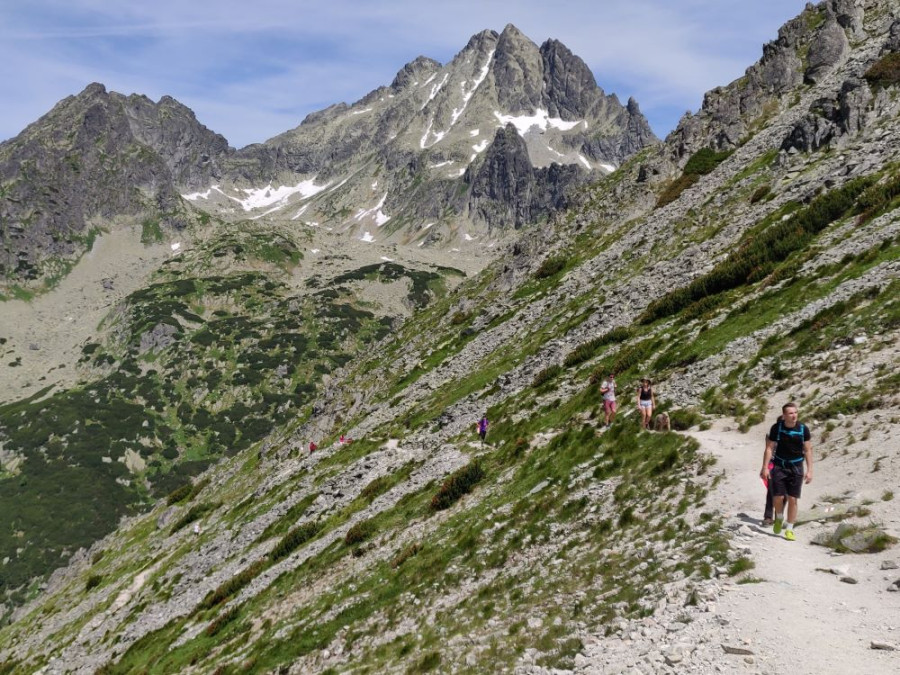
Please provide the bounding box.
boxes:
[760,402,813,541]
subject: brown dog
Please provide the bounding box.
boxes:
[653,412,671,432]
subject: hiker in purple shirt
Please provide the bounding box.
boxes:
[477,415,489,444]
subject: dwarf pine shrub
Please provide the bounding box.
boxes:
[534,256,566,279]
[641,175,875,324]
[749,184,772,204]
[390,542,422,569]
[205,605,240,637]
[198,559,268,610]
[563,326,633,368]
[345,519,376,546]
[430,461,485,511]
[270,521,321,562]
[657,148,734,207]
[864,52,900,90]
[532,364,562,388]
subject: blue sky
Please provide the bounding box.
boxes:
[0,0,810,149]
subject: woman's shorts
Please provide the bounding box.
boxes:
[604,399,617,413]
[639,400,653,408]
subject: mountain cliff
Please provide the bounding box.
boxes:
[0,84,231,286]
[1,1,900,673]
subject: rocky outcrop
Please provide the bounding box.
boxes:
[466,125,583,230]
[805,15,850,83]
[0,83,231,284]
[782,75,873,152]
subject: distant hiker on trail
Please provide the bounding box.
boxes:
[600,373,617,426]
[477,415,489,444]
[760,403,813,541]
[636,378,656,429]
[308,441,317,454]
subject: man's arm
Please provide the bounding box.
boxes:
[803,440,813,484]
[761,439,775,480]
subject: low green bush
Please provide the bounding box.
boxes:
[532,364,562,388]
[205,605,241,637]
[863,52,900,90]
[563,326,633,368]
[270,521,321,562]
[198,559,267,610]
[391,542,423,569]
[534,256,566,279]
[749,184,772,204]
[430,462,485,511]
[345,519,376,546]
[668,408,703,431]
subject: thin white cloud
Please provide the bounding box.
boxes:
[0,0,809,146]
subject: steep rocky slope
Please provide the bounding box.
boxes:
[1,1,900,673]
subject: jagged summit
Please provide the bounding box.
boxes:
[0,82,231,283]
[390,56,443,92]
[0,26,656,289]
[217,23,656,245]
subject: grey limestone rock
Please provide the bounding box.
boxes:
[805,17,849,84]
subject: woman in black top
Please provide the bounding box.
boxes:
[637,378,655,429]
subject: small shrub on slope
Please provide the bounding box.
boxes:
[430,462,485,511]
[864,52,900,90]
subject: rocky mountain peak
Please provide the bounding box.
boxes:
[390,55,443,92]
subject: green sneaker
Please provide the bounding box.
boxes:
[784,529,795,541]
[773,518,783,535]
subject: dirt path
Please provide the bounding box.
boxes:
[686,411,900,675]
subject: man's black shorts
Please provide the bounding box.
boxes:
[771,463,804,499]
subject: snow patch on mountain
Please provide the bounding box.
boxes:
[207,179,331,212]
[182,187,214,200]
[423,73,450,109]
[292,204,310,221]
[494,109,582,135]
[354,193,391,226]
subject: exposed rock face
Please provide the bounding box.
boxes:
[805,16,850,84]
[782,76,873,152]
[466,125,581,230]
[0,83,232,283]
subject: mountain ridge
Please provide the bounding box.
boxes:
[0,24,655,293]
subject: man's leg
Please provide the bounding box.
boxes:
[772,495,785,533]
[786,496,799,524]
